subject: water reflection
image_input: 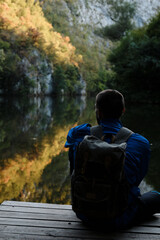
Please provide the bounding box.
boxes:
[122,102,160,193]
[0,96,86,204]
[0,97,159,204]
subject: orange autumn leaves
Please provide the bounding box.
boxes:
[0,0,82,66]
[0,123,72,203]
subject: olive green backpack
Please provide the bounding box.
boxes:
[71,125,133,220]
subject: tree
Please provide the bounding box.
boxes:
[103,0,137,40]
[108,12,160,102]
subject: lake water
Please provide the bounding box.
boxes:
[0,96,160,204]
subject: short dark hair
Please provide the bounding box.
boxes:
[96,89,125,119]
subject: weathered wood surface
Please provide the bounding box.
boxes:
[0,201,160,239]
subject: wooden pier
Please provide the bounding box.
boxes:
[0,201,160,239]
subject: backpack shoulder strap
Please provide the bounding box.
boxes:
[91,125,133,143]
[90,125,103,139]
[114,127,133,144]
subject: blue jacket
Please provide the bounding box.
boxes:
[65,119,150,229]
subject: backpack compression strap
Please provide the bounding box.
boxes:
[114,127,133,144]
[90,125,103,139]
[90,125,133,143]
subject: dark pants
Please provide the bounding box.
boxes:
[134,191,160,223]
[77,191,160,230]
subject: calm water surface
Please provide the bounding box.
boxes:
[0,96,160,204]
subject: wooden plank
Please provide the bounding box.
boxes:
[1,226,160,240]
[123,225,160,234]
[0,225,6,231]
[0,225,111,239]
[0,211,79,222]
[3,201,160,220]
[47,229,160,240]
[0,233,100,240]
[136,216,160,227]
[1,217,160,235]
[0,218,85,230]
[0,205,73,215]
[1,205,160,226]
[2,201,160,226]
[1,201,72,210]
[0,232,57,240]
[0,233,160,240]
[1,217,160,237]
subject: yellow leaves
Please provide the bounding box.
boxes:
[0,3,19,30]
[1,2,10,10]
[0,0,82,66]
[0,123,73,203]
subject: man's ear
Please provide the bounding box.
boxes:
[95,108,99,118]
[96,108,103,119]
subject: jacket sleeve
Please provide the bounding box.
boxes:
[124,133,151,186]
[65,123,91,173]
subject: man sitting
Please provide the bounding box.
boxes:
[65,89,160,230]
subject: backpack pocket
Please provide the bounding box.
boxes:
[73,180,111,203]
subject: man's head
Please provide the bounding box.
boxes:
[95,89,125,122]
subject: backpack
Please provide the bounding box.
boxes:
[71,125,133,221]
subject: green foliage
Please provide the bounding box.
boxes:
[0,49,5,72]
[84,66,111,94]
[0,39,10,49]
[64,65,80,94]
[146,11,160,37]
[54,65,80,95]
[103,0,136,40]
[0,49,21,94]
[0,39,35,96]
[76,37,111,94]
[42,0,69,35]
[65,0,78,14]
[108,12,160,101]
[42,1,110,94]
[53,65,66,93]
[104,21,133,41]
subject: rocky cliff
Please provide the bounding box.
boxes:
[62,0,160,28]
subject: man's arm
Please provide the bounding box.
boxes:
[65,123,91,174]
[124,133,151,186]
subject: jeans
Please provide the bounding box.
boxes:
[134,191,160,222]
